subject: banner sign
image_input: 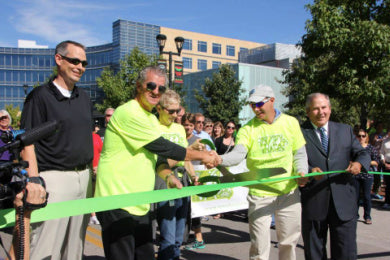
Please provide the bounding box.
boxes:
[157,59,167,72]
[174,61,184,84]
[191,161,249,218]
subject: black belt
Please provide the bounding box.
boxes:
[70,164,88,171]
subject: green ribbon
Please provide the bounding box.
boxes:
[0,170,388,229]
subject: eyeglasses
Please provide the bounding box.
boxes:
[357,135,366,138]
[146,82,166,94]
[205,124,213,128]
[250,98,270,109]
[105,114,113,117]
[60,55,88,67]
[161,106,181,115]
[226,126,235,130]
[196,121,204,124]
[0,116,9,120]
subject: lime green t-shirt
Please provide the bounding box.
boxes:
[159,123,188,167]
[236,113,306,197]
[95,99,161,216]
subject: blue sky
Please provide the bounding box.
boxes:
[0,0,313,48]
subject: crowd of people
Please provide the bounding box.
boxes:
[0,39,388,260]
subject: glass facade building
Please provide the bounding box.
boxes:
[0,19,161,109]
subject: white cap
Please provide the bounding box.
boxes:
[248,84,275,103]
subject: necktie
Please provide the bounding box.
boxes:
[319,127,328,153]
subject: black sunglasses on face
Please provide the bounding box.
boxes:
[226,126,235,130]
[161,106,181,115]
[60,55,88,67]
[0,116,8,120]
[250,98,270,109]
[357,135,366,138]
[146,82,166,94]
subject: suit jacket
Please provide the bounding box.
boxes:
[300,120,370,221]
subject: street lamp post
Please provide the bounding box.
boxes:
[156,34,184,88]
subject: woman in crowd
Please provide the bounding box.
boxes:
[212,121,224,142]
[155,91,198,260]
[214,121,236,155]
[355,128,379,224]
[182,113,206,250]
[203,118,214,136]
[0,110,14,164]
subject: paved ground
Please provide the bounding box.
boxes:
[1,200,389,259]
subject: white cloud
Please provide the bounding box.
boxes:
[11,0,148,46]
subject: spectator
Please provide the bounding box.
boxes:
[94,66,218,260]
[155,90,198,260]
[203,118,214,136]
[216,84,308,259]
[380,130,390,209]
[355,128,377,224]
[20,40,94,260]
[97,107,115,140]
[174,105,185,124]
[182,113,206,251]
[369,121,386,199]
[193,113,214,150]
[0,110,14,164]
[89,129,103,225]
[215,121,236,155]
[211,121,224,142]
[300,93,370,260]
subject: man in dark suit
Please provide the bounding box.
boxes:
[300,93,370,260]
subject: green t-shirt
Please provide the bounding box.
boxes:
[159,122,188,167]
[236,113,306,197]
[95,99,161,216]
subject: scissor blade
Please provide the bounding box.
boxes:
[219,167,287,183]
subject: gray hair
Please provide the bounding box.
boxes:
[104,107,115,115]
[136,66,168,87]
[0,110,12,125]
[55,40,86,56]
[159,89,181,108]
[305,93,331,112]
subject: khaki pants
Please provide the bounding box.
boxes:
[29,169,92,260]
[248,189,301,260]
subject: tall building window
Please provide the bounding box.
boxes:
[198,59,207,71]
[212,61,221,69]
[226,45,235,56]
[198,41,207,53]
[240,47,249,53]
[183,57,192,69]
[212,43,221,54]
[183,39,192,50]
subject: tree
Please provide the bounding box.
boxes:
[5,104,21,129]
[283,0,390,127]
[96,47,158,112]
[195,64,246,123]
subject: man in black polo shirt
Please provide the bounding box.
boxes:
[21,40,93,260]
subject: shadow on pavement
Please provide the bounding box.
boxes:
[182,250,240,260]
[357,251,390,259]
[83,255,106,260]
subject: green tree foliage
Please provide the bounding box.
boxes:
[5,104,21,129]
[195,64,245,123]
[96,47,157,112]
[283,0,390,127]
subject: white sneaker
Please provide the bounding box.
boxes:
[89,216,100,225]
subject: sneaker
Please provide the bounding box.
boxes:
[372,193,383,200]
[382,203,390,210]
[89,216,100,225]
[185,240,205,250]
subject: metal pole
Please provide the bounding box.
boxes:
[168,51,173,89]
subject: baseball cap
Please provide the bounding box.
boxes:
[248,84,275,103]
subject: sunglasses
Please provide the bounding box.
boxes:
[60,55,88,67]
[250,98,270,109]
[146,82,166,94]
[357,135,366,138]
[105,114,113,117]
[205,124,213,128]
[226,126,235,130]
[161,106,181,115]
[0,116,9,120]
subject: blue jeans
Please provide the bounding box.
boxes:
[354,177,373,220]
[157,196,190,260]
